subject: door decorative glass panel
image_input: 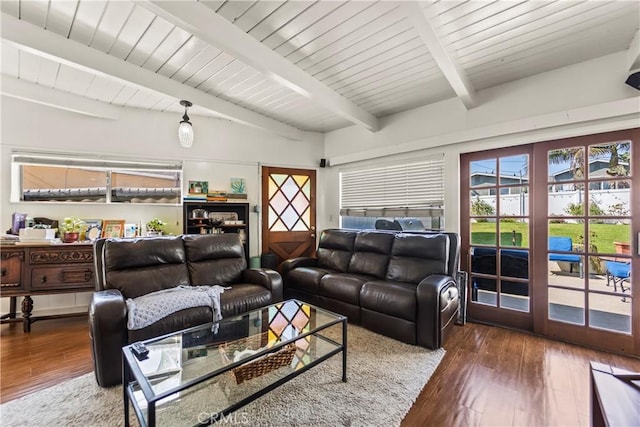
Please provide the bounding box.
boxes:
[268,174,311,232]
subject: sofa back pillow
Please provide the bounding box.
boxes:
[386,234,449,284]
[316,229,357,272]
[348,232,394,279]
[103,236,190,299]
[184,234,246,285]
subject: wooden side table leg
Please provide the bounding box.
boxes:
[21,296,33,333]
[9,296,17,319]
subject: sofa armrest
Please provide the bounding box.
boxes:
[88,289,128,387]
[243,268,283,302]
[416,274,459,349]
[280,257,317,277]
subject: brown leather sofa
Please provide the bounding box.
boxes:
[281,229,460,349]
[89,233,282,387]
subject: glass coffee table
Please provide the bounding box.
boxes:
[122,299,347,427]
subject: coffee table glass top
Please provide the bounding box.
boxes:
[123,299,346,426]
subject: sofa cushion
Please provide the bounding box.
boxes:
[286,267,334,294]
[184,234,246,284]
[360,280,417,322]
[221,284,273,316]
[348,232,394,279]
[103,237,190,299]
[316,230,357,272]
[126,284,272,343]
[319,273,369,305]
[386,234,449,284]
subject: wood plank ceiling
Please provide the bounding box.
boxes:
[1,1,638,139]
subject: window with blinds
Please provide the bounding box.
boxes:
[11,152,182,204]
[339,156,445,231]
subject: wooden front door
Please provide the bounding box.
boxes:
[261,166,316,269]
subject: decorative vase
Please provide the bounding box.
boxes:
[63,232,79,243]
[146,231,162,237]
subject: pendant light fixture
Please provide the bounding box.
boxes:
[178,100,194,148]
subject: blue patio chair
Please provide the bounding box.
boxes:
[605,261,631,302]
[549,236,582,276]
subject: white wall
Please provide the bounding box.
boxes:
[0,97,324,314]
[323,51,640,233]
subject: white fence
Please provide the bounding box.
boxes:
[475,189,630,217]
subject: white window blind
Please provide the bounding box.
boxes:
[340,155,445,217]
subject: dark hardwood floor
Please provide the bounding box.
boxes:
[0,316,93,404]
[2,317,639,425]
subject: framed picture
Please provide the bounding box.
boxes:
[188,180,209,194]
[102,220,125,238]
[229,177,246,194]
[83,219,103,241]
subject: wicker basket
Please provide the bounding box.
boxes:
[219,333,296,384]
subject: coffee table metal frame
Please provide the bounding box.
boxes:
[122,299,347,427]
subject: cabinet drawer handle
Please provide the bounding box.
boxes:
[61,269,93,283]
[1,268,6,277]
[41,275,47,283]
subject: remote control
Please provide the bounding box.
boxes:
[131,342,149,360]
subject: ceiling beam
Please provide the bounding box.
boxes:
[401,2,476,109]
[0,12,303,141]
[1,76,120,120]
[138,0,379,132]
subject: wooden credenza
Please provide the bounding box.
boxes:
[0,243,95,332]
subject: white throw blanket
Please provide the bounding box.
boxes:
[125,285,228,330]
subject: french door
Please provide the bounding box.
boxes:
[461,129,639,355]
[533,130,638,354]
[261,166,316,269]
[461,145,533,330]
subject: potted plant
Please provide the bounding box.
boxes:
[146,218,166,236]
[59,216,86,243]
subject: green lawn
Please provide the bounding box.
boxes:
[470,221,630,253]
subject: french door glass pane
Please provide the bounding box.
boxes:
[587,141,631,179]
[470,159,497,187]
[470,193,496,218]
[587,218,631,256]
[549,288,585,325]
[548,259,585,289]
[499,219,528,248]
[470,222,496,245]
[548,183,586,216]
[499,186,528,216]
[548,219,585,289]
[472,276,497,307]
[548,147,585,181]
[588,293,631,334]
[500,280,529,312]
[499,155,528,184]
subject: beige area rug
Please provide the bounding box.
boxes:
[1,325,444,427]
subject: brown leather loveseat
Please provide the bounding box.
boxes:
[281,229,460,349]
[89,233,282,387]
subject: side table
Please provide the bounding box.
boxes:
[590,361,640,427]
